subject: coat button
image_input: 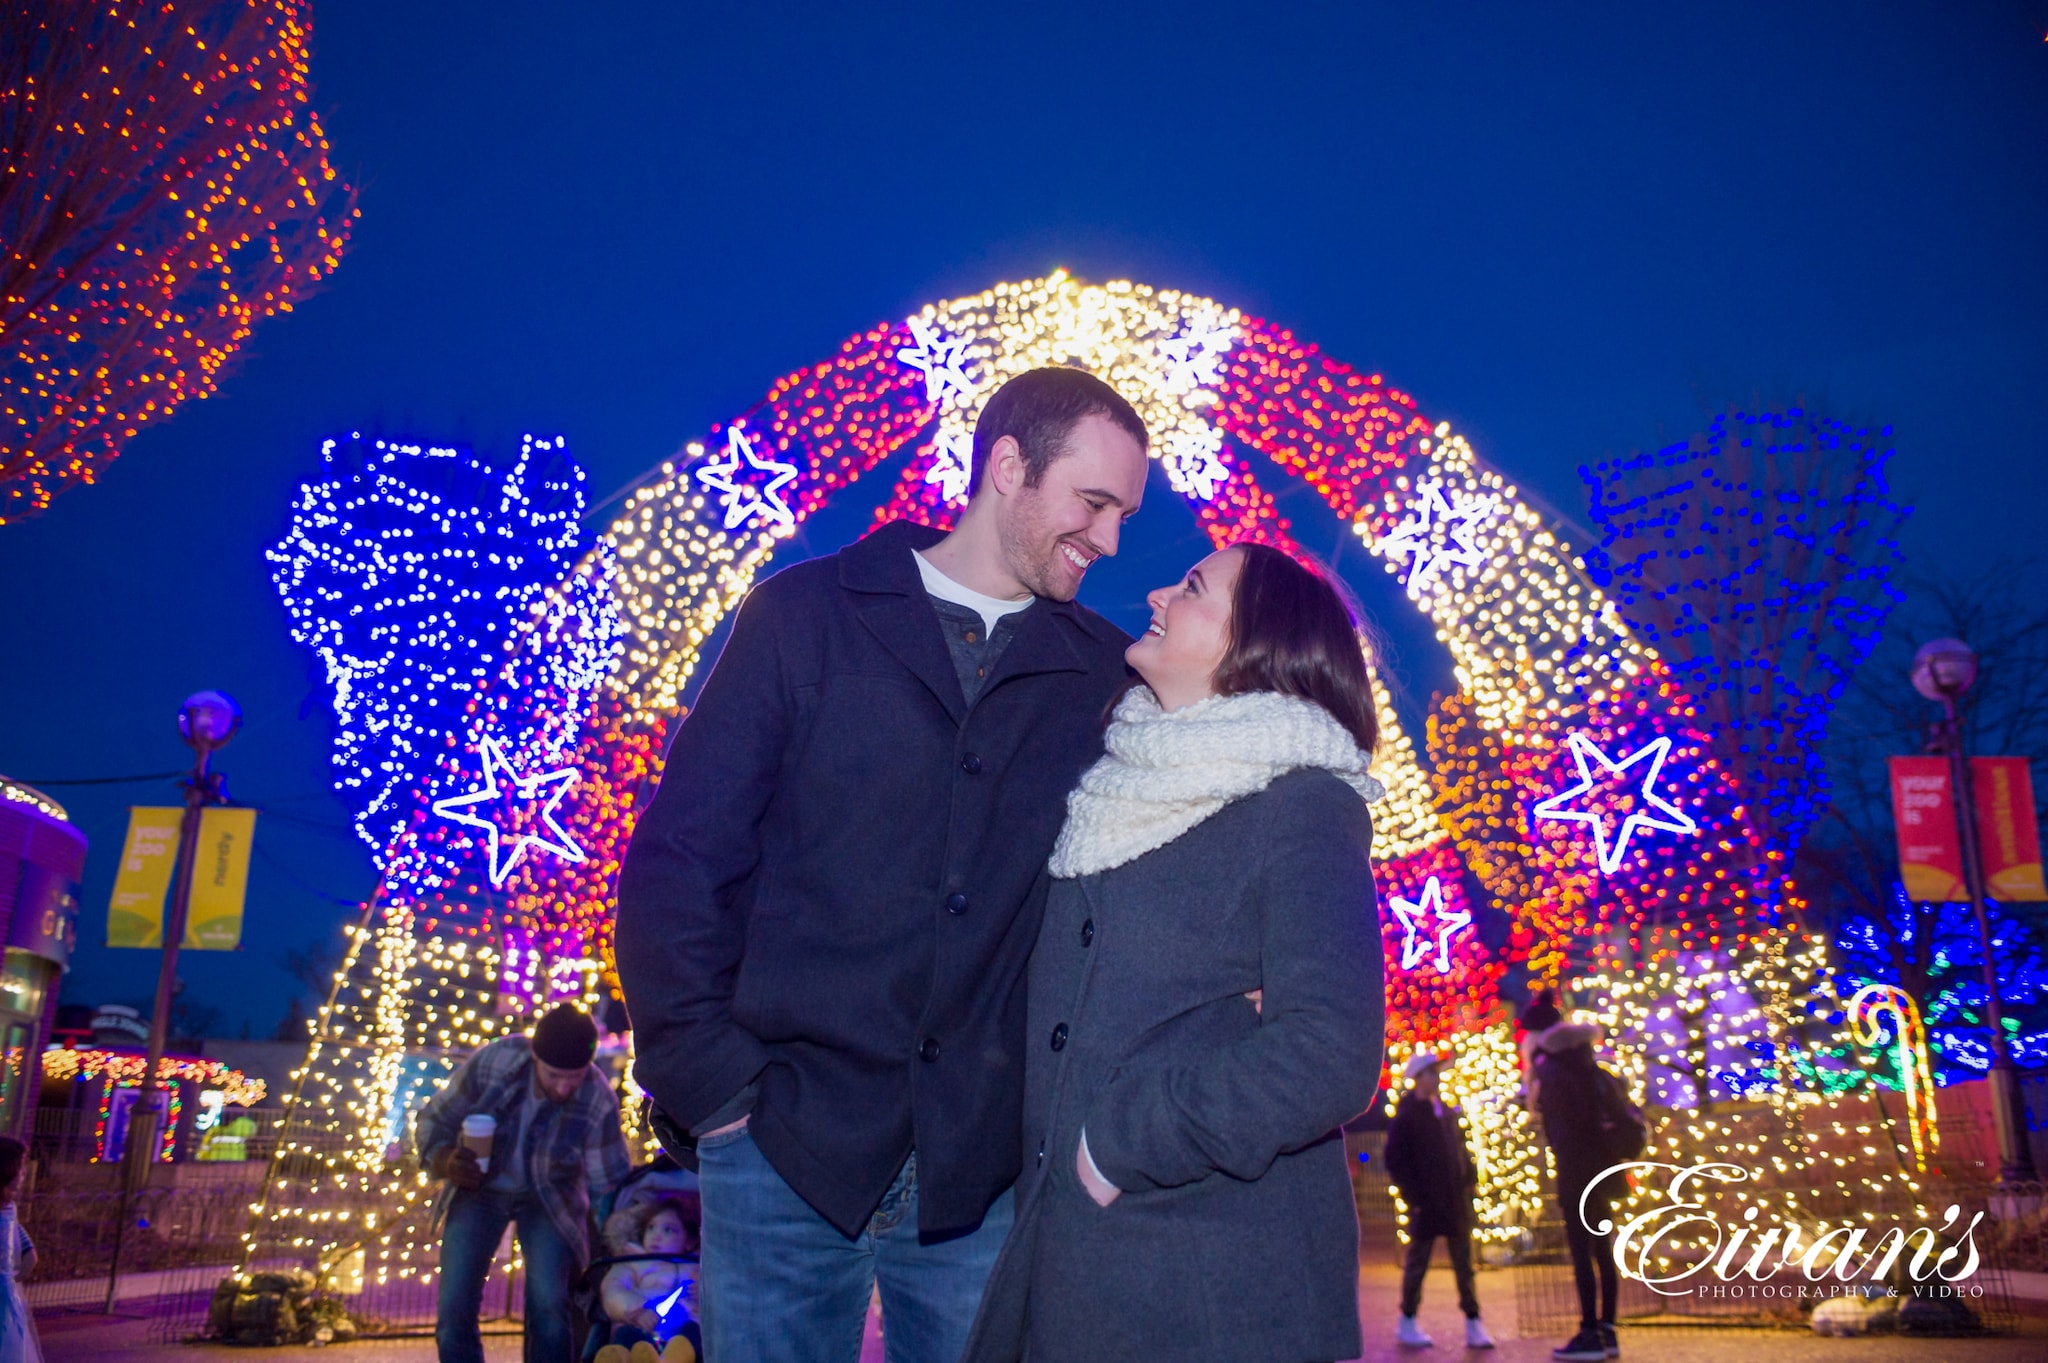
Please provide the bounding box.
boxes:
[945,892,969,915]
[1036,1143,1045,1168]
[1049,1023,1069,1052]
[1080,919,1095,948]
[960,753,983,775]
[919,1037,941,1063]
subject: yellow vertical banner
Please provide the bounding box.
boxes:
[183,807,255,950]
[107,808,184,947]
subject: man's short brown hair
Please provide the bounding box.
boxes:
[970,367,1148,494]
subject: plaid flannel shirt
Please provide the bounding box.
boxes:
[414,1033,631,1264]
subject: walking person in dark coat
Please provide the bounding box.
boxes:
[1521,992,1641,1362]
[962,542,1388,1363]
[1383,1052,1494,1350]
[614,367,1149,1363]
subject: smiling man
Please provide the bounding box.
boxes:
[617,366,1148,1363]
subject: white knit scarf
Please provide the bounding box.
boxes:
[1047,687,1385,879]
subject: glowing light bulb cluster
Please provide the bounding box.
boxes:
[1,0,356,524]
[267,434,598,858]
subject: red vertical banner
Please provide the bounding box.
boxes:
[1971,757,2047,902]
[1890,757,1967,902]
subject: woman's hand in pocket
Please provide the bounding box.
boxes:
[1076,1131,1122,1208]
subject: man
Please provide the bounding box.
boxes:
[616,366,1149,1363]
[417,1004,631,1363]
[1383,1052,1493,1350]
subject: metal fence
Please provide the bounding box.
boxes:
[21,1117,527,1342]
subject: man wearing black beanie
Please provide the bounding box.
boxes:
[417,1004,632,1363]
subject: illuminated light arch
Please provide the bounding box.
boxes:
[374,273,1784,1047]
[256,278,1919,1287]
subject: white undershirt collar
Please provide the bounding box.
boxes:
[914,549,1034,635]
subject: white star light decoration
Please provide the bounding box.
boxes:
[695,426,798,531]
[1374,480,1497,598]
[1390,875,1472,973]
[895,317,977,404]
[1162,426,1230,501]
[430,736,588,888]
[1158,312,1235,394]
[923,428,974,504]
[1531,732,1700,875]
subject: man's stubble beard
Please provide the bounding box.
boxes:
[997,488,1075,603]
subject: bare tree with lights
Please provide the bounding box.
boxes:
[0,0,355,524]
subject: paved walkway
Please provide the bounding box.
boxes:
[39,1261,2048,1363]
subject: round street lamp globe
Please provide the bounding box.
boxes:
[178,690,242,751]
[1910,638,1978,702]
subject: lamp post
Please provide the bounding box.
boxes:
[1912,639,2038,1182]
[105,691,239,1312]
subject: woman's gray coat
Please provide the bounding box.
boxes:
[962,768,1386,1363]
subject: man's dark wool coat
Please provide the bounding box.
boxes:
[1382,1088,1478,1239]
[614,519,1132,1238]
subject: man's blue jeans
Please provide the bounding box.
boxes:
[696,1124,1013,1363]
[436,1189,580,1363]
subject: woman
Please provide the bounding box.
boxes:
[964,542,1387,1363]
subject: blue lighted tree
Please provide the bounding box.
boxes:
[267,434,588,858]
[1580,408,1910,890]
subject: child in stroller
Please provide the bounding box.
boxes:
[593,1191,701,1363]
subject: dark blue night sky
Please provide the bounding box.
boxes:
[3,1,2044,1037]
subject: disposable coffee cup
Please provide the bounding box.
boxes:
[459,1113,496,1172]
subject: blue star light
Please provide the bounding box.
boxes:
[1390,875,1472,973]
[695,426,798,531]
[429,736,587,887]
[1531,731,1700,876]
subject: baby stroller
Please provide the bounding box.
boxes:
[580,1158,702,1363]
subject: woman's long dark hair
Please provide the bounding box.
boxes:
[1212,542,1379,755]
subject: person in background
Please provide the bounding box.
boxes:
[0,1137,39,1363]
[617,366,1149,1363]
[417,1005,632,1363]
[1383,1051,1493,1350]
[1521,990,1640,1362]
[596,1192,702,1363]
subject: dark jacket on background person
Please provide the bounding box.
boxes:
[614,519,1133,1239]
[1529,1024,1639,1191]
[962,770,1385,1363]
[1382,1089,1478,1239]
